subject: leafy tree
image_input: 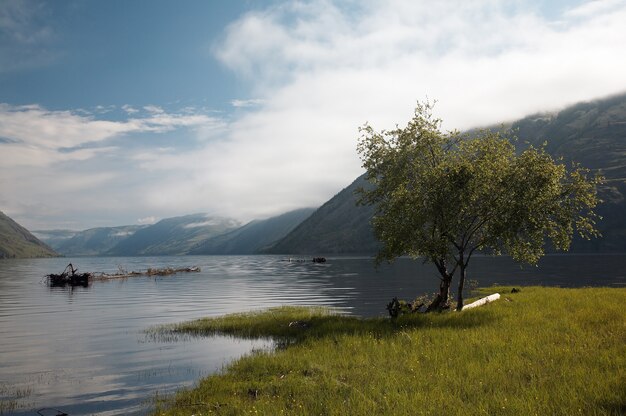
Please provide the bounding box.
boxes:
[357,101,602,311]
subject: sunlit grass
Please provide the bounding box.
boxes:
[153,287,626,415]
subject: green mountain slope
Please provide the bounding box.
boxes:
[190,208,316,255]
[265,176,379,254]
[270,93,626,254]
[0,211,59,259]
[38,225,147,256]
[106,214,240,256]
[511,93,626,176]
[506,93,626,251]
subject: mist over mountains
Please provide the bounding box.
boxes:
[8,93,626,258]
[105,214,241,256]
[34,226,147,257]
[189,208,316,255]
[35,210,316,257]
[268,92,626,255]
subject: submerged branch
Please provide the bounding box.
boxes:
[91,266,201,281]
[45,263,201,287]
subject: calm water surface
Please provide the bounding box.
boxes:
[0,254,624,415]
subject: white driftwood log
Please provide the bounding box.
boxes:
[461,293,501,311]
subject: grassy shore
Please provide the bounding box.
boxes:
[153,286,625,415]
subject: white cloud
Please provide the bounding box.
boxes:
[122,104,139,114]
[183,218,241,229]
[215,0,626,129]
[175,0,626,220]
[144,105,164,114]
[137,216,158,225]
[0,103,219,162]
[94,105,116,114]
[112,230,135,237]
[230,98,265,108]
[6,0,626,229]
[0,104,224,229]
[565,0,625,17]
[0,143,119,168]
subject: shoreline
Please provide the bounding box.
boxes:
[153,286,626,415]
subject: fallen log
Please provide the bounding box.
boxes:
[46,264,201,286]
[91,266,201,281]
[461,293,500,311]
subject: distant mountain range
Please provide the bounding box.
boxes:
[36,209,317,257]
[34,225,148,257]
[189,208,316,255]
[21,93,626,257]
[0,211,58,259]
[105,214,241,256]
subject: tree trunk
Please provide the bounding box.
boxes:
[457,263,466,311]
[426,271,452,312]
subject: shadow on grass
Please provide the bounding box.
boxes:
[151,305,499,346]
[598,399,626,416]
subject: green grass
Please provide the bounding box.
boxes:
[153,287,626,415]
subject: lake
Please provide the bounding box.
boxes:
[1,254,624,415]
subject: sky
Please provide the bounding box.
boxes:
[1,0,626,230]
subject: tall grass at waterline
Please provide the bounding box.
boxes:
[154,287,626,415]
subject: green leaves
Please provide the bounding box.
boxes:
[357,100,602,296]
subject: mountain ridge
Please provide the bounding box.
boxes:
[106,214,241,256]
[264,176,378,255]
[190,208,316,255]
[38,225,148,257]
[268,93,626,255]
[0,211,59,259]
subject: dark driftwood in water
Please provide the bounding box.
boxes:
[46,263,91,287]
[46,264,201,286]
